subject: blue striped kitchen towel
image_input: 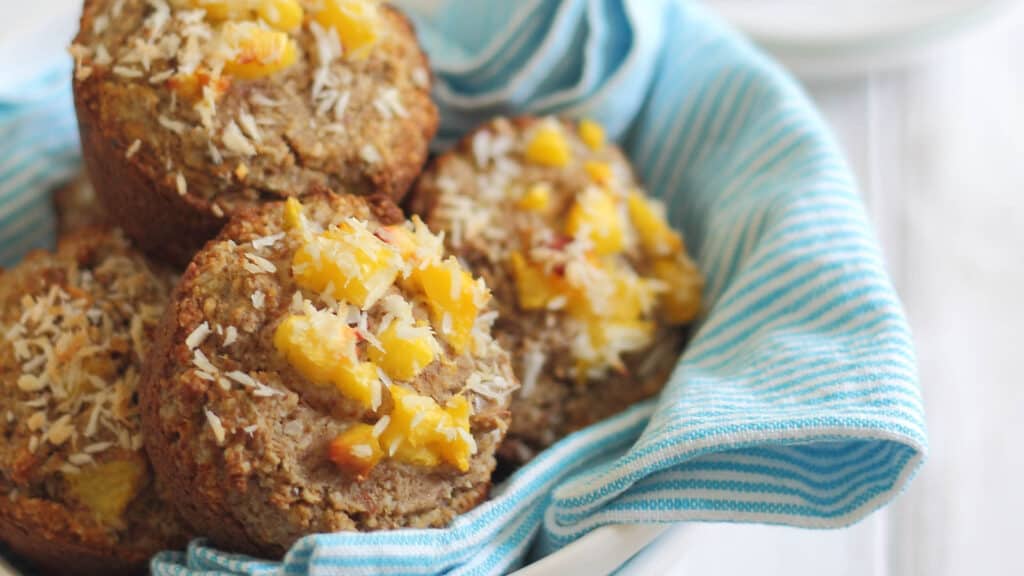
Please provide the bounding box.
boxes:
[0,0,926,575]
[0,64,80,267]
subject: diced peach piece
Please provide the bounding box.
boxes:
[65,458,146,528]
[578,119,605,151]
[257,0,304,32]
[166,68,230,101]
[188,0,250,21]
[583,161,613,186]
[314,0,380,60]
[524,123,572,167]
[220,22,298,80]
[517,183,552,212]
[282,195,305,229]
[409,257,486,353]
[565,188,625,256]
[626,191,684,257]
[292,222,402,309]
[367,320,438,381]
[273,310,381,409]
[509,251,569,311]
[328,424,384,479]
[652,257,703,324]
[378,387,475,472]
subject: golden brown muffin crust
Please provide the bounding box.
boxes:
[0,229,190,576]
[72,0,438,265]
[140,192,517,557]
[411,116,703,464]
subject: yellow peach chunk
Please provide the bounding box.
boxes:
[517,183,552,212]
[583,161,614,186]
[166,68,230,102]
[328,424,384,479]
[314,0,380,60]
[571,318,654,383]
[578,119,606,151]
[257,0,304,32]
[220,22,298,80]
[606,272,657,321]
[410,257,487,353]
[367,320,438,381]
[652,257,703,324]
[274,311,357,383]
[524,123,572,167]
[379,387,475,472]
[282,197,307,231]
[273,310,381,409]
[509,251,569,311]
[626,191,684,257]
[375,217,445,270]
[65,458,146,528]
[565,188,625,256]
[335,361,382,410]
[375,225,417,259]
[292,222,402,309]
[188,0,250,21]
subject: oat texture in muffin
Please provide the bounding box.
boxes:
[139,192,518,557]
[411,116,704,463]
[71,0,438,264]
[0,229,189,576]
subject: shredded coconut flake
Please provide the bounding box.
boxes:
[175,171,188,196]
[205,409,226,445]
[185,321,211,350]
[412,67,429,89]
[222,120,256,156]
[192,349,217,374]
[243,252,277,274]
[372,416,390,438]
[149,69,174,84]
[360,144,381,165]
[159,115,187,134]
[238,110,262,143]
[113,65,143,78]
[125,139,142,159]
[351,444,373,458]
[251,232,285,250]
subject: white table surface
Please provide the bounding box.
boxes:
[3,2,1023,575]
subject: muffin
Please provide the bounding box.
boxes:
[139,192,518,557]
[411,116,704,463]
[53,175,108,234]
[0,229,190,576]
[71,0,438,265]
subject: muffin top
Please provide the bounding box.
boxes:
[414,116,703,383]
[412,117,703,460]
[0,229,187,560]
[71,0,437,209]
[140,192,517,554]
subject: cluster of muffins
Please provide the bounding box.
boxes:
[1,0,703,573]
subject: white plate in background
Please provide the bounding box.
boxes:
[0,0,79,98]
[705,0,1013,76]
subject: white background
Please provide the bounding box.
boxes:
[2,1,1023,575]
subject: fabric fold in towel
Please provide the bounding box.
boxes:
[0,1,926,574]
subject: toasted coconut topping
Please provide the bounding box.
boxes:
[425,117,704,380]
[0,233,170,486]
